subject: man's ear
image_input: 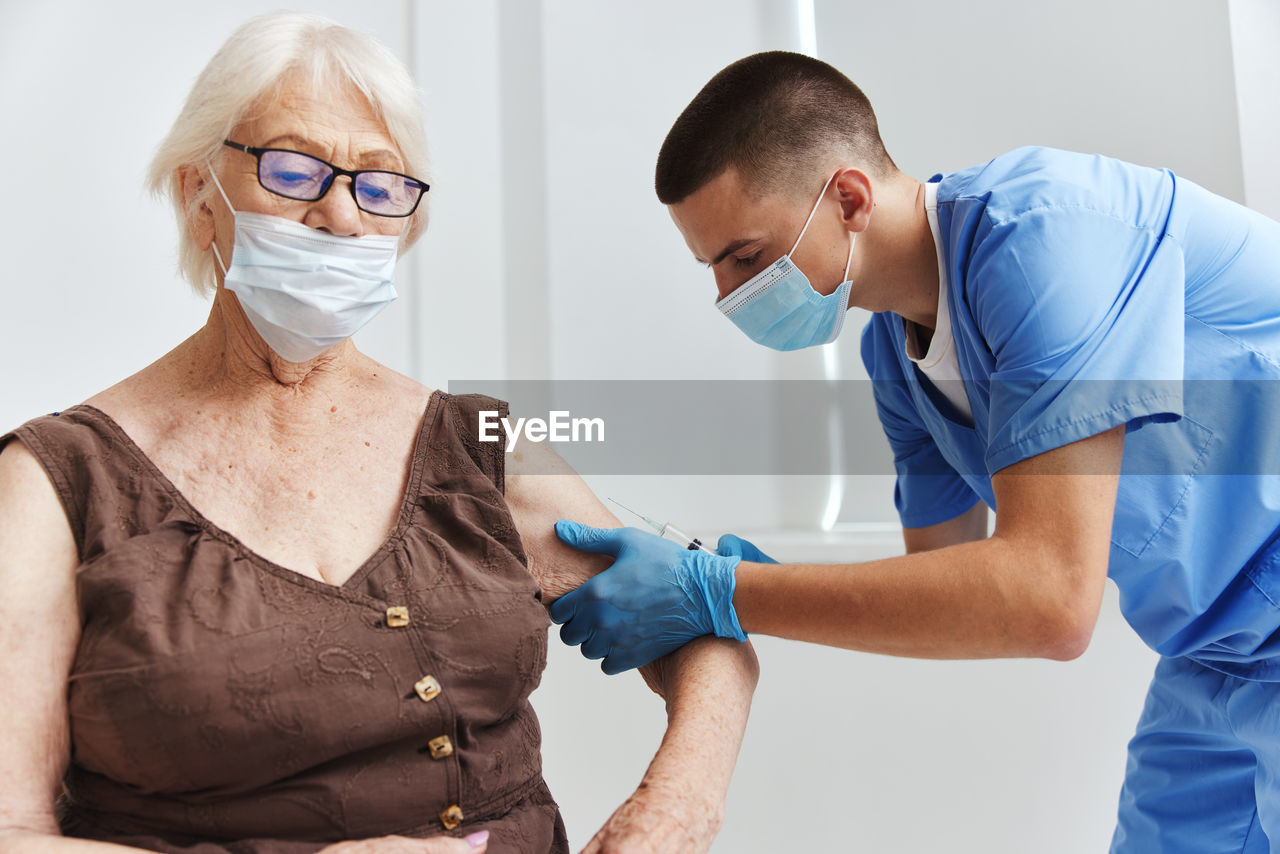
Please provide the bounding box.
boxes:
[178,164,215,250]
[833,167,874,233]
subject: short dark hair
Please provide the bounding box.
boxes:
[655,51,895,205]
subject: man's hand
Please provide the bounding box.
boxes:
[549,522,747,674]
[716,533,779,564]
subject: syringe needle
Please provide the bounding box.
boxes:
[607,497,653,528]
[606,497,715,554]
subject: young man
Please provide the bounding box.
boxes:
[551,51,1280,851]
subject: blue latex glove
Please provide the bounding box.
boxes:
[716,533,779,564]
[549,520,747,675]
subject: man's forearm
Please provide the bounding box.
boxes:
[734,433,1121,662]
[734,534,1104,661]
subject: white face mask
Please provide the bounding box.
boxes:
[207,167,400,363]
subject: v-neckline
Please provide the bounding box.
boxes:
[70,391,444,596]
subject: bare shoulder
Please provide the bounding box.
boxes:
[80,354,180,442]
[362,356,434,398]
[0,439,77,572]
[356,356,436,418]
[0,439,61,510]
[504,441,620,601]
[0,440,81,837]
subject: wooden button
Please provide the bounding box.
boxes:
[428,735,454,759]
[440,804,464,830]
[385,606,410,627]
[414,675,442,703]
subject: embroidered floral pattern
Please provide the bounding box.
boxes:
[3,394,565,853]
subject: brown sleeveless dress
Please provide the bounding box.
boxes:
[0,392,568,853]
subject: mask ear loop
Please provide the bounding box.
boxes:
[789,170,840,257]
[210,239,228,279]
[842,228,856,283]
[204,160,237,277]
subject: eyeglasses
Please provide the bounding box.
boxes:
[223,140,428,217]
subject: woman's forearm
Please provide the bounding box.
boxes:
[0,830,153,853]
[639,637,758,819]
[581,638,757,852]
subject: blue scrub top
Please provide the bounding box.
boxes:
[861,146,1280,679]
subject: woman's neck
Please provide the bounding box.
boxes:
[184,288,365,406]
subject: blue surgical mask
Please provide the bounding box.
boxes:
[207,166,400,363]
[715,172,856,351]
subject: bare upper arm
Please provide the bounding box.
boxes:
[989,425,1124,554]
[903,500,989,554]
[503,442,753,698]
[906,427,1123,562]
[987,425,1125,645]
[503,440,622,603]
[0,440,80,834]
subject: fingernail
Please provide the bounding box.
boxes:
[465,830,489,848]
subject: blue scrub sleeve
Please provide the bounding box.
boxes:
[861,319,982,528]
[969,206,1185,474]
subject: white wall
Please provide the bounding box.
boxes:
[409,0,509,389]
[3,1,1275,852]
[818,0,1244,194]
[1229,0,1280,221]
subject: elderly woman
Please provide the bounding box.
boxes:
[0,13,756,854]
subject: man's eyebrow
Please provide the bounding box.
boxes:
[702,238,757,267]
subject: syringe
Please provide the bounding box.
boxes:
[608,498,717,554]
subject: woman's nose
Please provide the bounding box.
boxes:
[304,176,365,236]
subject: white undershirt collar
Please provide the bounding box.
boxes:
[903,180,973,423]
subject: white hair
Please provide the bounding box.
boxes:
[147,11,431,295]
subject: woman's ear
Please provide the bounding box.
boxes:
[178,164,215,250]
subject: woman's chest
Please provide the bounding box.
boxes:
[150,418,420,584]
[70,533,549,807]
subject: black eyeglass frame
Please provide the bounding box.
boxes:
[222,140,429,218]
